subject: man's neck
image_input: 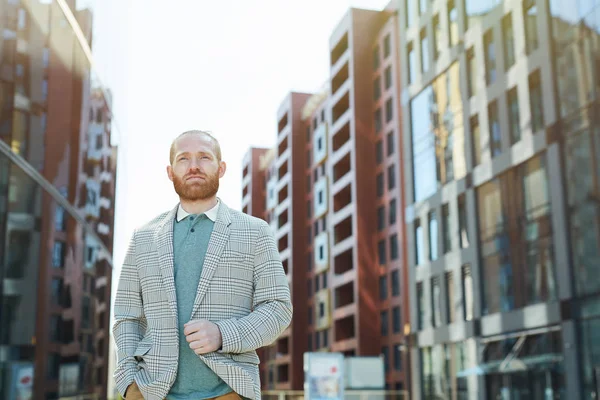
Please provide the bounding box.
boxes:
[179,197,218,215]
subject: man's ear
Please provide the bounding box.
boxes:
[218,161,227,178]
[167,165,174,182]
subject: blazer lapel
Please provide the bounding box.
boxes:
[190,201,233,319]
[155,205,179,321]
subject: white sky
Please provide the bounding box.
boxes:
[89,0,391,297]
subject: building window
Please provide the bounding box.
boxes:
[433,14,441,60]
[377,173,384,197]
[406,0,414,28]
[390,234,398,260]
[388,165,396,190]
[458,194,469,248]
[384,66,392,90]
[467,47,477,98]
[408,42,416,84]
[419,0,427,15]
[376,140,383,164]
[385,98,393,123]
[462,265,473,321]
[524,1,539,54]
[484,29,496,85]
[381,310,389,336]
[382,346,390,372]
[507,87,521,144]
[55,205,66,231]
[448,0,458,47]
[488,100,502,156]
[375,108,383,133]
[470,115,481,166]
[389,198,397,225]
[394,345,402,370]
[502,13,515,69]
[429,211,438,261]
[417,282,426,329]
[378,206,385,231]
[442,204,451,253]
[529,69,544,133]
[383,34,391,58]
[420,29,429,73]
[415,220,424,265]
[392,270,400,296]
[51,278,63,306]
[521,155,556,304]
[387,131,395,156]
[478,179,514,315]
[374,76,382,101]
[392,306,401,333]
[445,272,455,323]
[380,275,388,300]
[431,276,442,327]
[373,46,380,70]
[52,242,65,268]
[378,240,387,265]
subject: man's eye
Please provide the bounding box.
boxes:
[179,157,188,161]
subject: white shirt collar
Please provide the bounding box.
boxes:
[176,199,220,222]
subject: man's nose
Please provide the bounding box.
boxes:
[187,157,201,171]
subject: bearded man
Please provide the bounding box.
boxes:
[112,130,292,400]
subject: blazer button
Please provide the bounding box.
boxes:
[191,228,195,233]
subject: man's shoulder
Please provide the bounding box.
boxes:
[228,208,269,230]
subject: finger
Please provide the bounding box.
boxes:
[185,331,205,343]
[183,323,201,336]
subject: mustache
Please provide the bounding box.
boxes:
[184,172,207,180]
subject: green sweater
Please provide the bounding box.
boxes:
[166,214,232,399]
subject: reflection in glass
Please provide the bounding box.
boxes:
[448,0,458,47]
[507,87,521,144]
[524,2,539,54]
[502,13,515,69]
[429,210,438,261]
[411,62,465,202]
[484,29,497,85]
[521,156,556,304]
[420,29,429,73]
[566,128,600,296]
[478,179,514,315]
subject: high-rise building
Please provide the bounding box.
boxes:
[0,1,117,398]
[241,5,410,392]
[397,0,600,398]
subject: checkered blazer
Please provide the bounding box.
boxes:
[112,201,293,400]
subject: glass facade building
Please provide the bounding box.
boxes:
[399,0,600,398]
[0,1,117,399]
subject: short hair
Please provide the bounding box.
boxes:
[169,130,222,164]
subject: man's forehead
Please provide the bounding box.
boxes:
[174,135,215,151]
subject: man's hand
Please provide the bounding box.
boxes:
[184,319,223,355]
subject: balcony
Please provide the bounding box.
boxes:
[332,92,350,125]
[333,152,351,182]
[332,62,349,95]
[334,247,353,275]
[334,215,352,245]
[332,119,351,152]
[330,32,349,66]
[335,315,355,341]
[333,183,352,212]
[334,281,354,309]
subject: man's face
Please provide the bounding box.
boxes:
[167,134,226,201]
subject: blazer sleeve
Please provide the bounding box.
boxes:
[112,229,147,396]
[215,221,293,354]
